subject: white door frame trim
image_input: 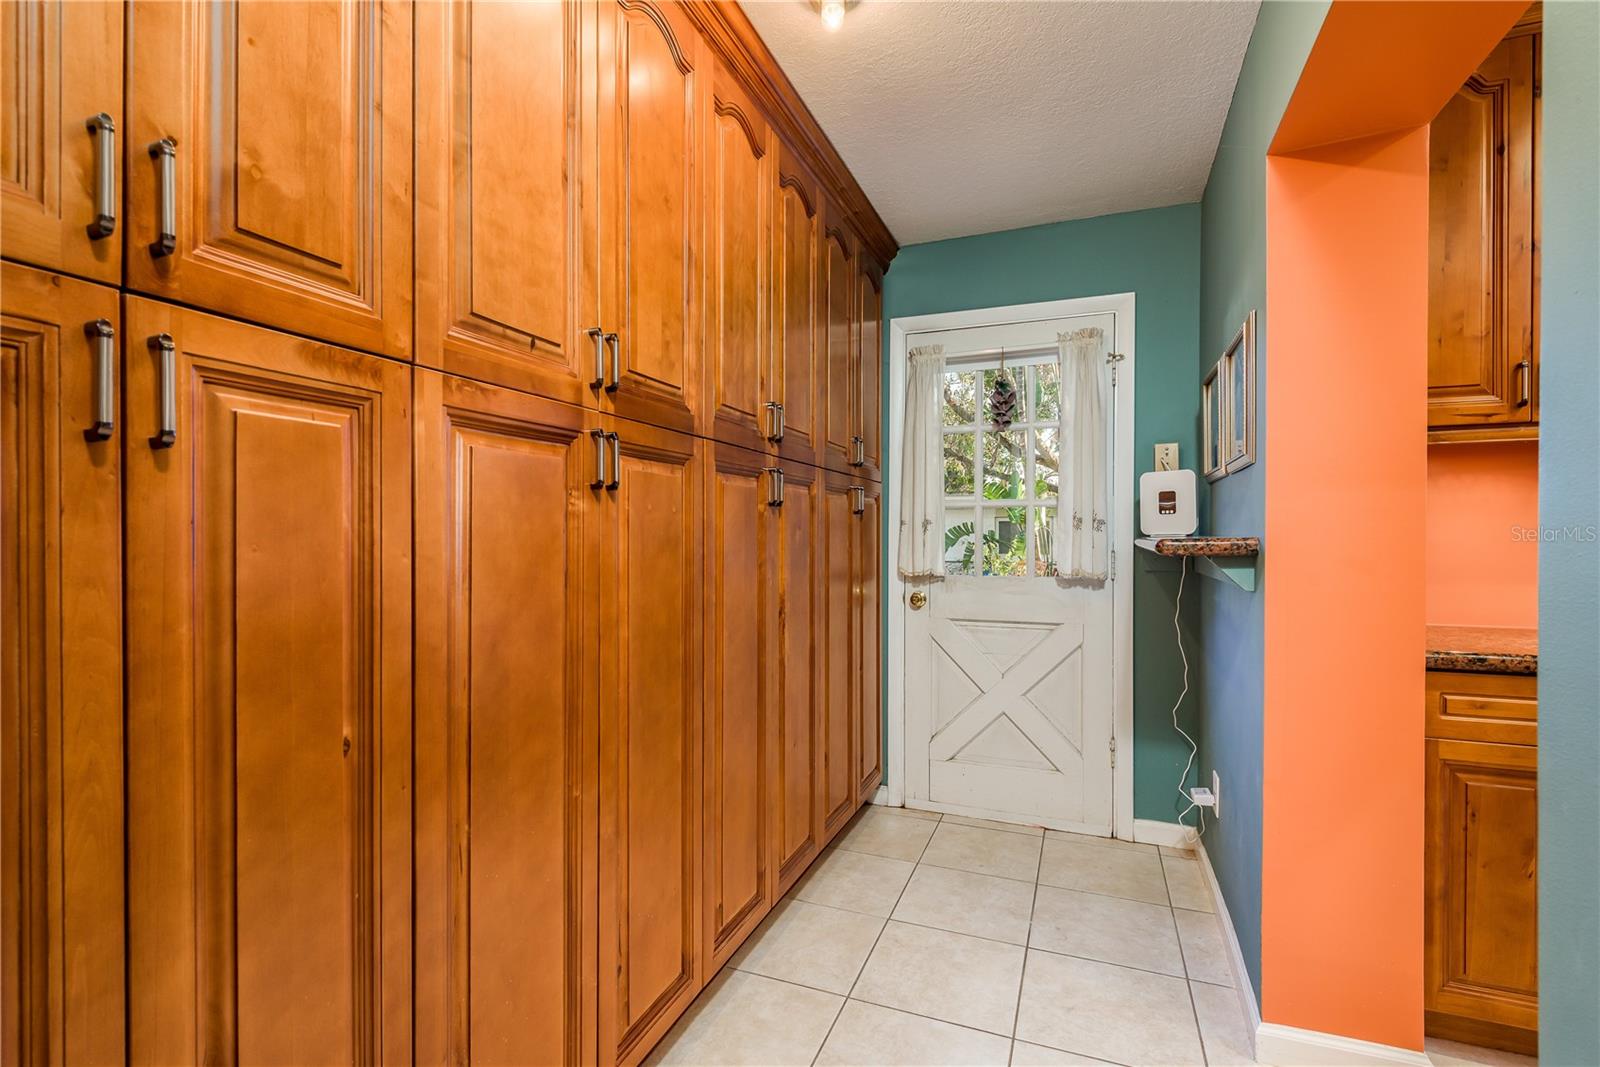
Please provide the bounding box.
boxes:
[886,292,1136,843]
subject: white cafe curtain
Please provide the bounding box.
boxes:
[1060,327,1109,580]
[897,344,946,581]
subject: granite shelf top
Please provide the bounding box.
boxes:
[1426,625,1538,675]
[1134,536,1260,558]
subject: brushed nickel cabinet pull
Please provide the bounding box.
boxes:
[604,333,620,392]
[851,484,865,515]
[148,138,177,257]
[606,432,620,490]
[763,466,783,507]
[587,327,606,388]
[850,435,865,466]
[765,401,783,442]
[777,402,785,440]
[592,429,608,488]
[148,333,176,448]
[1515,359,1531,407]
[85,113,116,239]
[83,318,115,440]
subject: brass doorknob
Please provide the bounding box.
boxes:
[909,590,928,610]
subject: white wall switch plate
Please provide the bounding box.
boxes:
[1155,443,1179,471]
[1212,770,1221,819]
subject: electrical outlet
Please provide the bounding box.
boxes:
[1155,443,1179,471]
[1212,770,1221,819]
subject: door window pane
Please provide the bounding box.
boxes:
[943,507,976,576]
[1033,427,1060,498]
[981,507,1028,576]
[943,432,975,495]
[982,431,1024,499]
[943,370,977,427]
[1033,506,1059,577]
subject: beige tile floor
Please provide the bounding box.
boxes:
[647,805,1253,1066]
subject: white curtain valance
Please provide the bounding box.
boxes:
[1059,327,1109,581]
[897,345,947,581]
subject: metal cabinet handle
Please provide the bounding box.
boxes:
[850,484,865,515]
[763,466,784,507]
[1515,359,1531,407]
[777,402,785,440]
[591,429,608,488]
[148,333,176,448]
[148,138,177,257]
[765,401,783,442]
[606,432,620,490]
[587,327,606,388]
[83,319,115,440]
[850,435,865,466]
[86,113,116,239]
[604,333,620,392]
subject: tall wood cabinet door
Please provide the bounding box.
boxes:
[123,298,412,1067]
[820,210,856,475]
[414,372,599,1067]
[1427,31,1537,430]
[1425,738,1538,1049]
[772,459,821,896]
[771,142,820,467]
[598,416,703,1066]
[596,0,701,435]
[702,64,770,451]
[1,264,123,1066]
[0,1,122,283]
[855,481,883,802]
[820,470,857,840]
[124,0,413,359]
[702,442,774,969]
[854,260,883,481]
[415,1,591,406]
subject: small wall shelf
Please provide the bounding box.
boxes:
[1134,536,1260,592]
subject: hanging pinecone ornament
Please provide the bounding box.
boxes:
[988,371,1018,430]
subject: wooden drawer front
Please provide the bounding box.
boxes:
[1426,671,1536,745]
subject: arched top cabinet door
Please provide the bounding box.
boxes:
[597,0,702,434]
[124,0,413,359]
[772,140,820,467]
[819,203,856,474]
[702,61,771,450]
[414,0,588,405]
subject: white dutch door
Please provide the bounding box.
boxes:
[903,312,1118,835]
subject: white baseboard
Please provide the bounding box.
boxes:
[870,785,889,806]
[1194,838,1262,1056]
[1132,817,1199,850]
[1254,1023,1431,1067]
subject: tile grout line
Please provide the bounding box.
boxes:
[808,809,943,1066]
[1167,854,1213,1066]
[1011,821,1048,1045]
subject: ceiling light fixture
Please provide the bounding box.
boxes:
[819,0,845,30]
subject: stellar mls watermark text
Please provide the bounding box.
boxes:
[1510,525,1599,542]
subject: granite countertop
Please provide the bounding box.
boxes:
[1135,536,1260,558]
[1426,625,1538,675]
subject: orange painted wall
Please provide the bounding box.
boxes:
[1263,129,1430,1052]
[1426,442,1539,627]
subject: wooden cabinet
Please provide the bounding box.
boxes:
[1427,16,1539,439]
[596,0,702,435]
[1425,670,1538,1054]
[598,416,703,1066]
[772,142,822,467]
[703,443,775,967]
[124,0,413,358]
[854,258,884,481]
[820,208,856,475]
[124,298,413,1066]
[414,0,589,405]
[1,263,124,1066]
[772,459,824,895]
[855,480,884,801]
[413,371,599,1067]
[1,0,123,284]
[820,470,858,840]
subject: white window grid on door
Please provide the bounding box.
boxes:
[940,347,1063,578]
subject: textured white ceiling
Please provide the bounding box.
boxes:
[740,0,1261,245]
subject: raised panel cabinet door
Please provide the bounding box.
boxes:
[772,459,821,895]
[1,264,123,1066]
[702,441,774,968]
[1425,737,1538,1052]
[415,0,591,406]
[820,209,855,475]
[123,298,412,1067]
[855,260,883,480]
[702,63,770,451]
[820,471,857,840]
[414,371,599,1067]
[855,481,882,802]
[771,142,820,467]
[598,416,703,1066]
[124,0,413,358]
[597,0,701,434]
[1427,31,1536,430]
[0,1,122,283]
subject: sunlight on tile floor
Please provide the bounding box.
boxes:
[646,806,1252,1066]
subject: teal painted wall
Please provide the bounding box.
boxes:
[880,202,1204,824]
[1195,0,1328,1000]
[1537,2,1600,1062]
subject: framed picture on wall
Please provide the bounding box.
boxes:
[1202,359,1227,481]
[1222,310,1257,473]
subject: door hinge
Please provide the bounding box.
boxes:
[1109,736,1117,769]
[1109,549,1117,580]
